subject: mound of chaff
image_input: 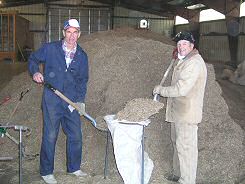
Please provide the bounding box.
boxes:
[0,28,244,184]
[116,98,164,122]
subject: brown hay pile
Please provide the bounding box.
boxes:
[116,98,164,122]
[0,28,244,184]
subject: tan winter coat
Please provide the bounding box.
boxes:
[159,49,207,124]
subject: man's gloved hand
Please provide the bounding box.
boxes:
[75,102,85,115]
[153,85,164,96]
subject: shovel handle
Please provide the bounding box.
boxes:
[159,59,175,86]
[45,83,97,127]
[44,83,79,111]
[54,90,97,127]
[153,58,176,102]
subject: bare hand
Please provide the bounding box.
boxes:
[33,72,44,84]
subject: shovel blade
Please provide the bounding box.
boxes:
[83,113,97,127]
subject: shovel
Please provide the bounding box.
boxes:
[153,48,178,101]
[44,83,97,127]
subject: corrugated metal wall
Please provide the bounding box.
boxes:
[1,2,174,49]
[175,24,190,33]
[237,17,245,64]
[199,35,230,62]
[175,17,245,64]
[0,1,112,48]
[2,1,245,63]
[200,20,227,34]
[45,0,112,42]
[240,16,245,33]
[199,20,230,62]
[48,7,111,42]
[113,7,174,37]
[237,35,245,63]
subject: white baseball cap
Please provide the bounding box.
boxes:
[64,19,80,30]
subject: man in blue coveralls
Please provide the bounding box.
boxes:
[28,19,89,184]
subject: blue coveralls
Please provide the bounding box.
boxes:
[28,40,89,176]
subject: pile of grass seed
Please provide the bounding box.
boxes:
[116,98,164,122]
[0,28,244,184]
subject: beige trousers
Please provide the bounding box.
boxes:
[171,122,198,184]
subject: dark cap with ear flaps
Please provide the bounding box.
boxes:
[173,31,195,43]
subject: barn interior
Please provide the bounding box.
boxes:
[0,0,245,184]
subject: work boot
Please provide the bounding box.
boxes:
[41,174,57,184]
[69,170,87,177]
[164,173,180,182]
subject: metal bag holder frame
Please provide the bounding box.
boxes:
[0,124,29,184]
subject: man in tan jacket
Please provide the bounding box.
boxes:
[153,31,207,184]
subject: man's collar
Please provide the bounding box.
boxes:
[179,48,199,61]
[62,40,77,50]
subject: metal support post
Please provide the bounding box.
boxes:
[0,125,28,184]
[15,125,28,184]
[104,130,110,179]
[141,125,145,184]
[19,127,23,184]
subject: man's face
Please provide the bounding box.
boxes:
[177,40,194,57]
[63,27,80,46]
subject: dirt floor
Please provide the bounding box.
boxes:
[0,30,244,184]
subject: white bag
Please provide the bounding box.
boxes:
[104,115,154,184]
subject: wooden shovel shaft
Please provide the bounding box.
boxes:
[44,83,97,127]
[44,83,79,110]
[54,90,80,111]
[159,58,175,86]
[153,58,175,101]
[53,89,97,127]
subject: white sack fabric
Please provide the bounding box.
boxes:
[104,115,154,184]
